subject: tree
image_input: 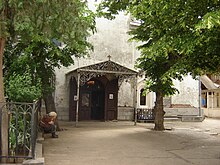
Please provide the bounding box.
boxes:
[137,53,181,130]
[184,8,220,74]
[4,35,76,130]
[97,0,220,130]
[1,0,95,159]
[5,72,41,103]
[1,0,95,100]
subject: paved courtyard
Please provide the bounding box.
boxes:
[42,118,220,165]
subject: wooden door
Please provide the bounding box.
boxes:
[91,90,105,120]
[69,76,117,121]
[79,91,91,120]
[69,78,77,121]
[105,79,118,120]
[80,79,105,121]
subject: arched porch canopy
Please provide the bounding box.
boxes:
[66,59,138,126]
[66,59,138,86]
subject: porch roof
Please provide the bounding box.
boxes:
[66,59,138,86]
[201,75,219,90]
[66,59,137,75]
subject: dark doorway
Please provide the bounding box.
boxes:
[80,79,105,121]
[69,76,118,121]
[91,90,105,120]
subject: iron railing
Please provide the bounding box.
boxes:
[0,101,40,162]
[137,108,155,121]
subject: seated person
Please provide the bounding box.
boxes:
[40,111,58,138]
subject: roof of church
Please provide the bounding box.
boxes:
[66,59,137,76]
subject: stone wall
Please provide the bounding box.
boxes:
[204,108,220,118]
[172,75,199,108]
[164,107,199,116]
[118,106,134,121]
[57,107,69,121]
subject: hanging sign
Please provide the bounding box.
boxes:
[74,95,78,101]
[109,94,113,100]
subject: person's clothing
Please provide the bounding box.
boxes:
[40,114,58,138]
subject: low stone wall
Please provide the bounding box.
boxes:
[118,106,134,121]
[23,133,45,165]
[56,106,200,121]
[204,108,220,118]
[57,106,135,121]
[164,107,199,116]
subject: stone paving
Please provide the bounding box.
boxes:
[42,118,220,165]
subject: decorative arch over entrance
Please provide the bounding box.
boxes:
[66,59,138,126]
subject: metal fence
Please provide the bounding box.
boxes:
[0,101,40,162]
[137,108,155,122]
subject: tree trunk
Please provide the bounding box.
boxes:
[0,37,8,162]
[44,92,56,114]
[0,38,5,101]
[43,92,61,131]
[154,91,165,131]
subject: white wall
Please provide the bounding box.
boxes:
[54,2,136,119]
[204,108,220,118]
[136,75,199,109]
[172,75,199,108]
[137,78,155,109]
[118,81,134,107]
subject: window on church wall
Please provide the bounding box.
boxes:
[140,88,146,106]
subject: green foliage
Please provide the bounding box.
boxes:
[98,0,220,96]
[9,111,31,155]
[4,0,96,55]
[137,54,180,96]
[4,34,74,100]
[6,72,41,102]
[196,12,220,30]
[1,0,96,156]
[3,0,96,101]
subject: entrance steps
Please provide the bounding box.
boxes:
[164,115,205,122]
[138,116,204,122]
[180,115,205,122]
[164,116,180,121]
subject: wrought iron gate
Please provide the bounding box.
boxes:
[0,101,40,162]
[137,108,155,122]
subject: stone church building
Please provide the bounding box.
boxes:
[54,1,200,122]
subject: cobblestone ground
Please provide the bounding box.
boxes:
[42,118,220,165]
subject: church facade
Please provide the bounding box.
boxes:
[54,1,200,121]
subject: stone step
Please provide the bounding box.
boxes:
[22,157,44,165]
[36,143,43,158]
[164,116,181,121]
[180,115,204,122]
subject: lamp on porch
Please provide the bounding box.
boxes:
[87,80,95,85]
